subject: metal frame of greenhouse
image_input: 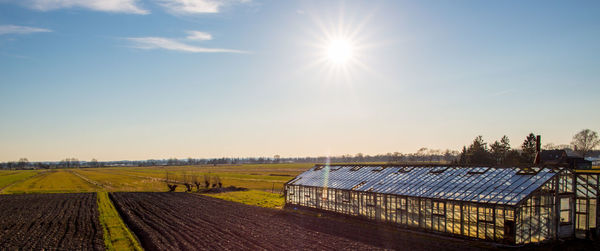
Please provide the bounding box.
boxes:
[284,164,599,245]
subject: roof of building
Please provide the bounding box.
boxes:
[287,165,561,206]
[540,149,584,162]
[539,150,567,161]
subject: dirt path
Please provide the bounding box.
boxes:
[69,170,113,190]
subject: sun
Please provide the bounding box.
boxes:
[299,6,377,82]
[326,39,355,65]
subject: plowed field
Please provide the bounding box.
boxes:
[0,193,104,250]
[111,192,393,250]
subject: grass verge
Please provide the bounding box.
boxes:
[97,192,143,251]
[205,190,285,209]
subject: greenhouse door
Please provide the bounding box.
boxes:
[504,220,515,243]
[364,193,376,220]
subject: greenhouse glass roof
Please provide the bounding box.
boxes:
[287,166,560,206]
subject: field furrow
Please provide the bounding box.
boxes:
[0,193,104,250]
[111,192,385,250]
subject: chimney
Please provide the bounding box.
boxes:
[534,135,541,165]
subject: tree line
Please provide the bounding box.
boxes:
[456,129,600,166]
[455,134,534,166]
[1,129,598,170]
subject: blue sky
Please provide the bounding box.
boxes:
[0,0,599,161]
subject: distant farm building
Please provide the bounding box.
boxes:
[594,160,600,167]
[284,165,599,245]
[537,150,592,170]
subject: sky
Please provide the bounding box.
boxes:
[0,0,599,162]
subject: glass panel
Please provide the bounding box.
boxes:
[408,197,419,227]
[560,197,571,224]
[289,165,560,221]
[590,199,597,229]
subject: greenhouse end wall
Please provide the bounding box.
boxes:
[514,177,557,244]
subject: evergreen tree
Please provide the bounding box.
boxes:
[490,135,511,165]
[465,136,494,165]
[521,133,537,164]
[504,149,523,166]
[458,146,468,165]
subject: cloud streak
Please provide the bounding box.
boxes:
[0,25,52,35]
[186,30,212,41]
[155,0,249,14]
[12,0,149,14]
[126,36,246,53]
[4,0,252,15]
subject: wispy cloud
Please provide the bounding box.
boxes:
[155,0,249,14]
[0,25,52,35]
[126,36,246,53]
[186,30,212,41]
[491,88,516,97]
[10,0,149,14]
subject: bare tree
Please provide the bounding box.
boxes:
[203,174,211,188]
[191,172,202,192]
[165,172,178,192]
[181,172,193,192]
[572,129,600,157]
[17,158,29,169]
[89,158,99,168]
[212,176,222,188]
[416,147,428,162]
[543,143,572,151]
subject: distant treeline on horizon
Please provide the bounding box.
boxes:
[2,130,599,170]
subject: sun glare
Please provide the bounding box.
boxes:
[326,39,354,65]
[300,7,377,82]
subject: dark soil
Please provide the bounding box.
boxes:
[200,186,247,193]
[110,192,486,251]
[0,193,104,250]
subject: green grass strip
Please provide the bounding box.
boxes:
[205,190,285,209]
[97,192,143,251]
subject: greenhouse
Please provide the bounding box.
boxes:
[284,165,599,245]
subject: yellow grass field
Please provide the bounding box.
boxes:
[0,163,314,211]
[4,170,100,194]
[70,163,312,192]
[0,163,311,196]
[204,190,286,209]
[0,170,42,192]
